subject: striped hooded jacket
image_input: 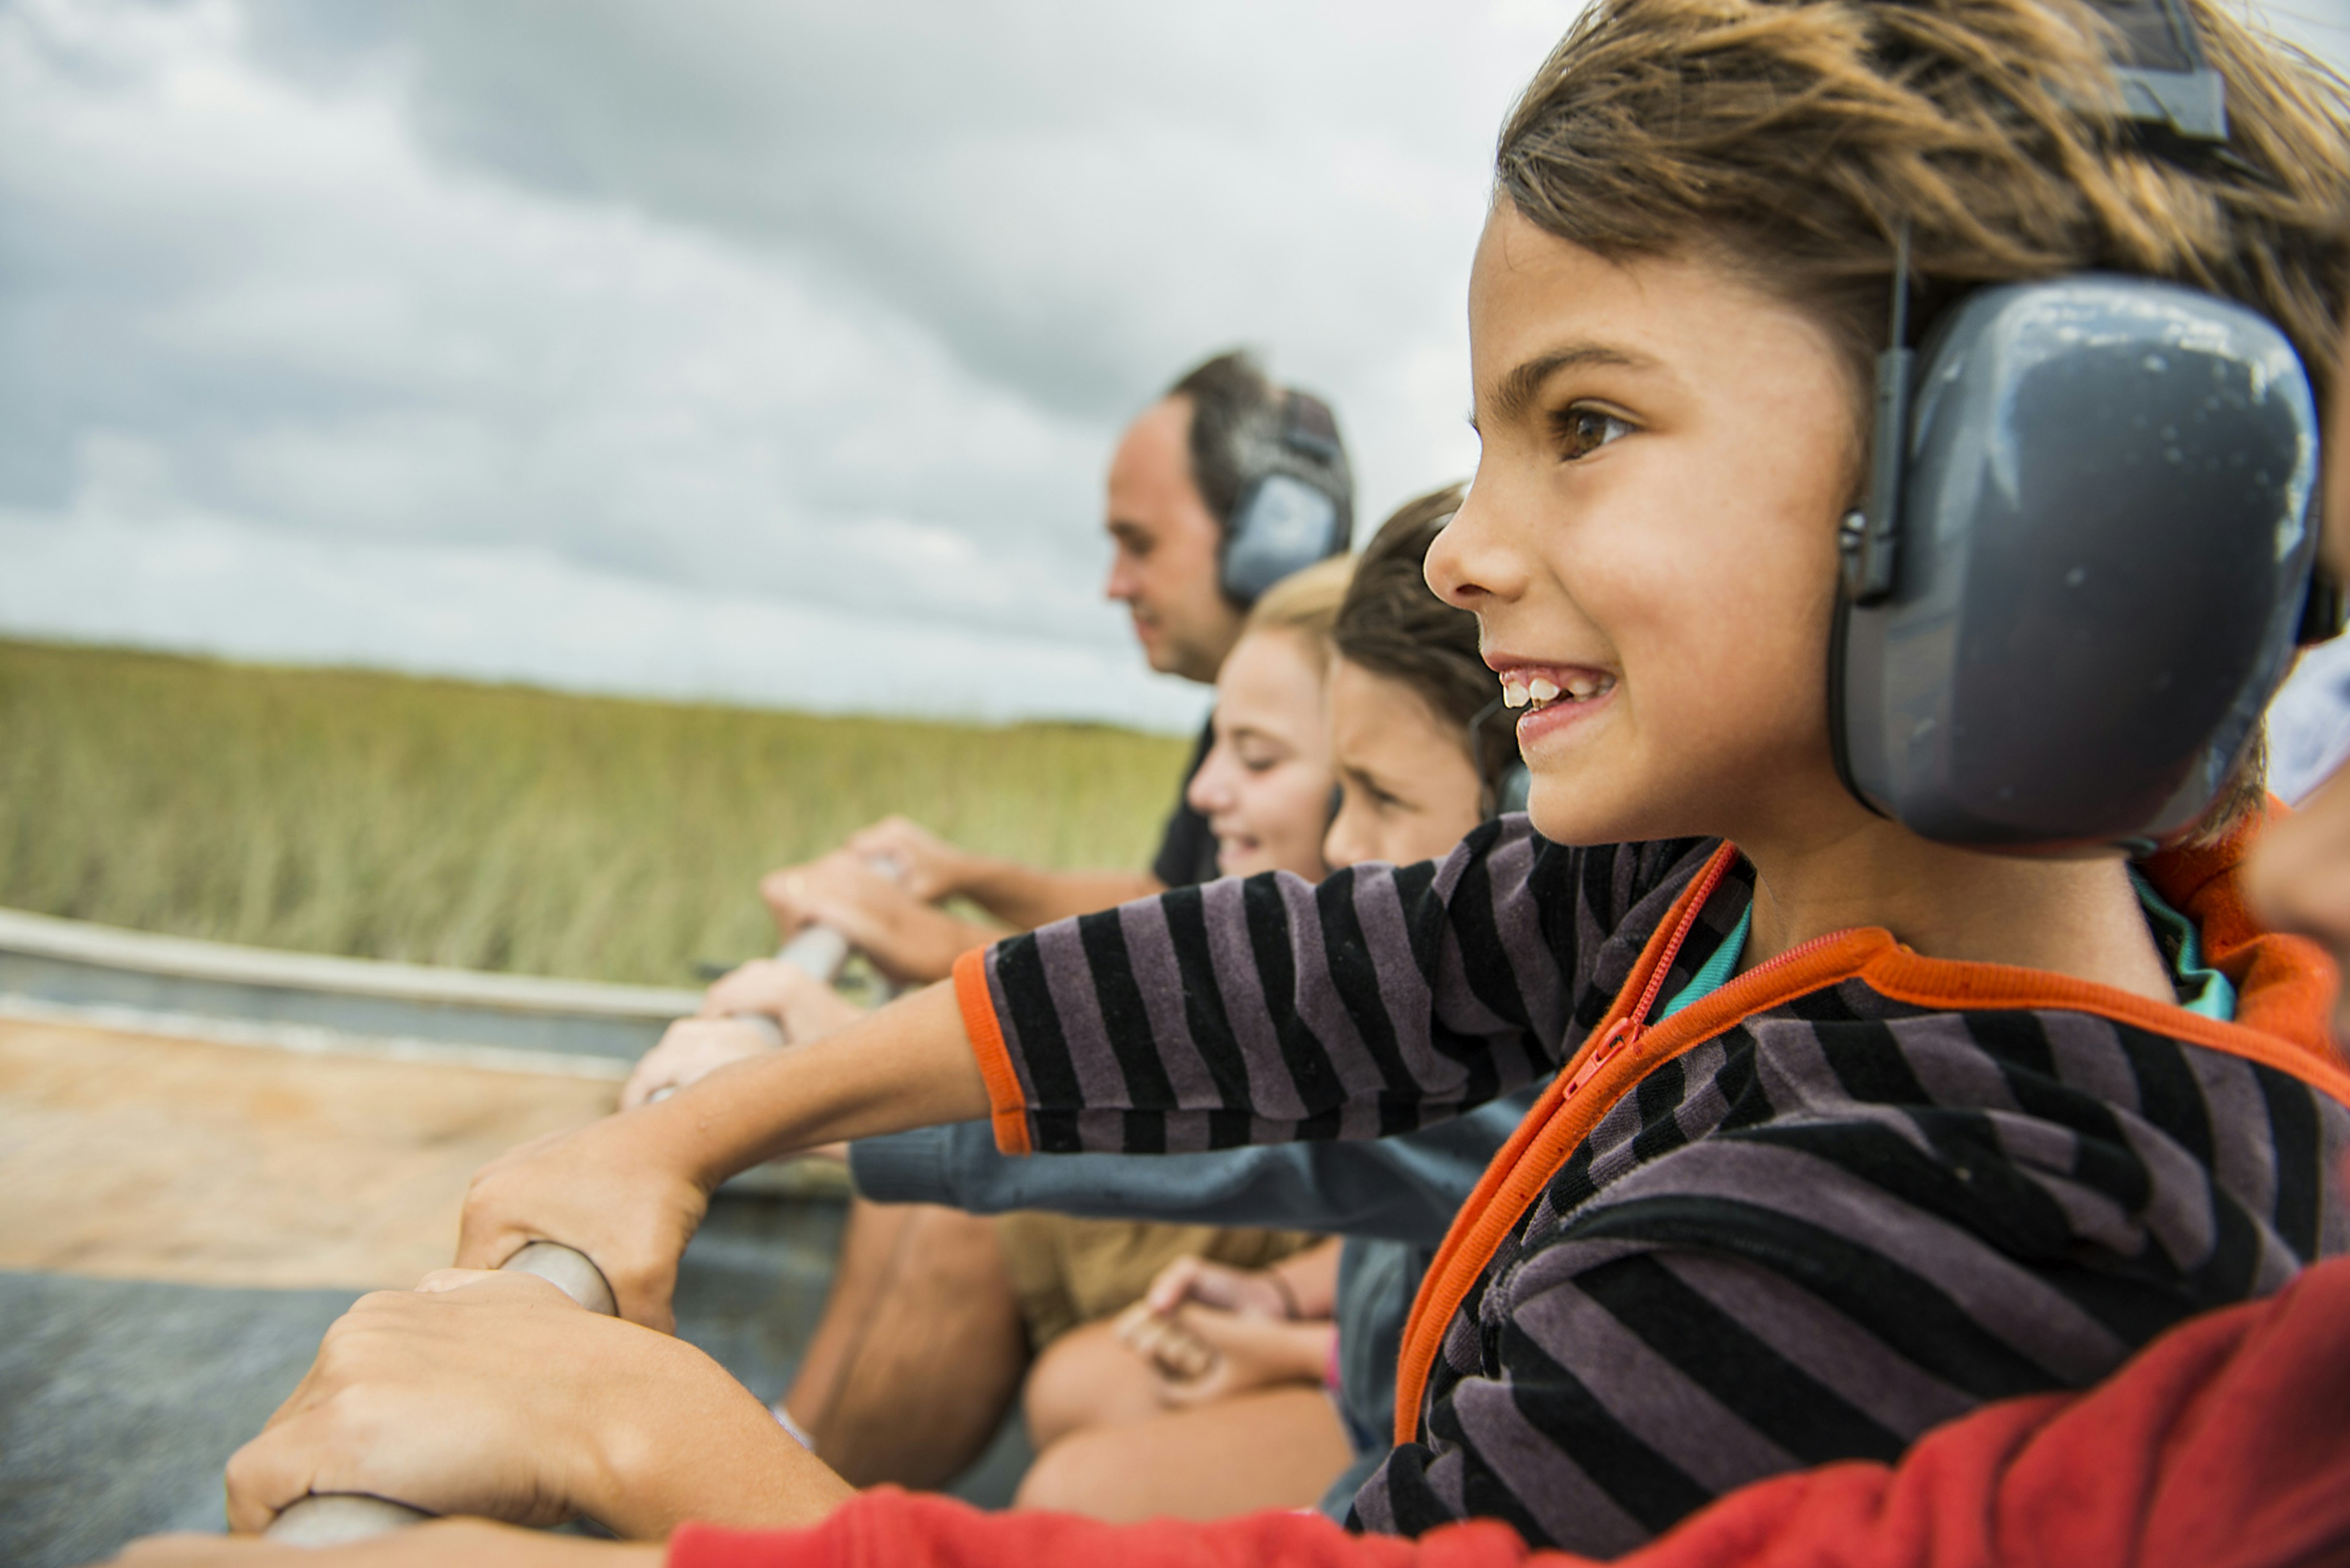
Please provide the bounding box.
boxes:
[950,814,2350,1555]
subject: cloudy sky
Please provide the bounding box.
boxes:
[4,1,2346,731]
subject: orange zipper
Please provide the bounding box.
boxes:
[1557,851,1731,1099]
[1555,855,1860,1099]
[1386,835,2346,1446]
[1390,844,1884,1443]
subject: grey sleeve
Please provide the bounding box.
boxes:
[848,1087,1537,1247]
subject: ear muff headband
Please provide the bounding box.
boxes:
[1831,274,2319,853]
[1824,0,2333,854]
[1220,392,1353,607]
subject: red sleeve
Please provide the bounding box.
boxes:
[670,1504,1543,1568]
[671,1254,2350,1568]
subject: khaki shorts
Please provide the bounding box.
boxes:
[993,1212,1319,1351]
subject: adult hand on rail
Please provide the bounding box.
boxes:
[618,1016,780,1113]
[698,958,869,1040]
[840,815,979,905]
[621,955,870,1110]
[757,849,997,986]
[222,1272,851,1543]
[461,984,994,1329]
[106,1519,657,1565]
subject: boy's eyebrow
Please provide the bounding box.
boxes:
[1480,342,1647,428]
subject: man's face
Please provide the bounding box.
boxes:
[1103,397,1245,684]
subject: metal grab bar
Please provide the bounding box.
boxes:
[715,925,848,1048]
[264,860,900,1540]
[261,1241,617,1545]
[707,855,899,1058]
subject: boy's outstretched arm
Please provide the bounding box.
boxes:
[99,1250,2350,1566]
[455,982,988,1331]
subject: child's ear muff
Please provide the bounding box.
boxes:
[1827,0,2326,853]
[1491,763,1532,819]
[1467,696,1532,821]
[1829,275,2321,852]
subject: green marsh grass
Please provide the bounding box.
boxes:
[0,639,1192,985]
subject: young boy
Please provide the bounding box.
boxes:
[151,1,2350,1563]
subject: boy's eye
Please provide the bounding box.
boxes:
[1553,406,1633,461]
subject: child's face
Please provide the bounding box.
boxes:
[1323,659,1487,869]
[1187,627,1336,881]
[1429,202,1864,849]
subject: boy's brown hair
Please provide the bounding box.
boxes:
[1497,0,2349,837]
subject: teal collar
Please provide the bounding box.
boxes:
[1655,905,1754,1023]
[1654,875,2235,1024]
[2130,869,2236,1021]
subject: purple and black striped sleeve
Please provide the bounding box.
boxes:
[954,818,1710,1155]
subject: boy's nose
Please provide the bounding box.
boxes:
[1424,482,1524,611]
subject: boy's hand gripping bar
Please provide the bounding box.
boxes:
[260,1241,617,1546]
[265,856,901,1540]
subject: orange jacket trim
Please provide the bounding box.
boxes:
[1391,827,2347,1444]
[953,946,1033,1157]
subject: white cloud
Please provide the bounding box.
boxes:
[4,0,2337,736]
[0,0,1565,724]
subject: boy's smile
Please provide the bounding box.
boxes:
[1486,654,1619,753]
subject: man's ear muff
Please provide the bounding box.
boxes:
[1220,392,1352,608]
[1829,274,2321,853]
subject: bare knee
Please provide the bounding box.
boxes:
[1021,1319,1158,1449]
[1015,1428,1127,1517]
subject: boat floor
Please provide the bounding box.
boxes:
[0,1017,1026,1566]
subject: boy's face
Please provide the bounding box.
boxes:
[1430,202,1865,849]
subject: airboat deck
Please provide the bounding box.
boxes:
[0,911,1017,1566]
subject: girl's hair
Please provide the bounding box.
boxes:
[1498,0,2347,837]
[1332,483,1524,794]
[1244,553,1356,648]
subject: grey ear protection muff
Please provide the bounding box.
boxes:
[1220,392,1353,607]
[1469,696,1534,818]
[1827,0,2332,854]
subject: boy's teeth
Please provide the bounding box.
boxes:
[1503,668,1617,708]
